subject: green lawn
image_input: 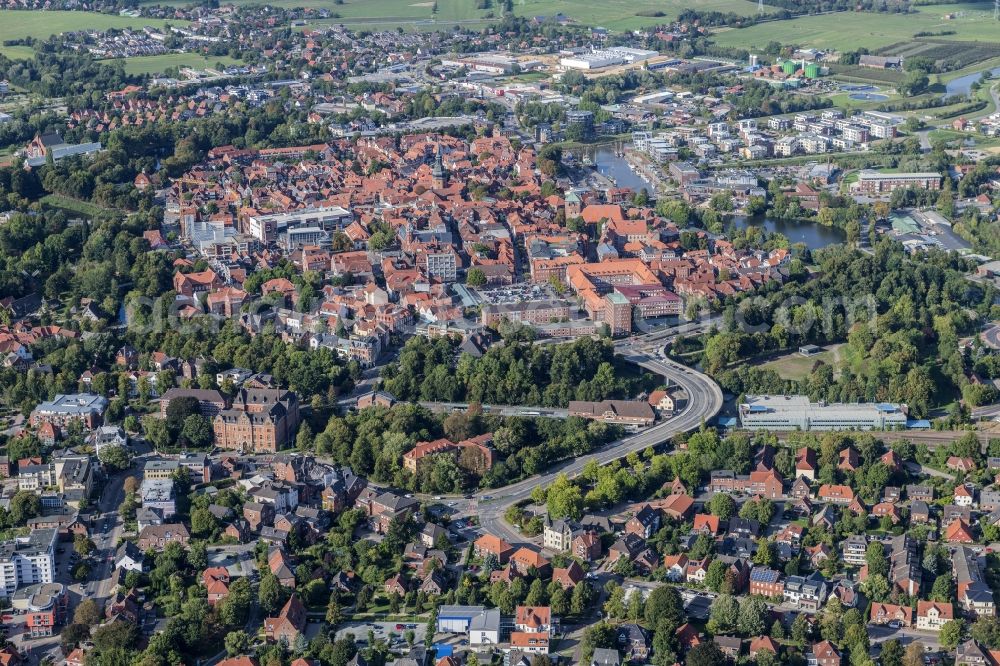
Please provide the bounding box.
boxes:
[114,53,241,75]
[0,11,175,59]
[41,194,111,218]
[760,344,845,381]
[711,3,1000,52]
[929,128,1000,148]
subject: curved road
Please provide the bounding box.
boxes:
[474,343,724,545]
[983,322,1000,350]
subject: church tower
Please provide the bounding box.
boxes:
[431,143,447,189]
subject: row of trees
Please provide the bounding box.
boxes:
[381,334,654,407]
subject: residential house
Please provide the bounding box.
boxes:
[264,595,307,643]
[916,601,954,631]
[870,602,912,627]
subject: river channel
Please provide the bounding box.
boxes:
[581,146,846,250]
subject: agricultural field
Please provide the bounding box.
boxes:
[881,39,1000,71]
[0,11,174,59]
[508,0,773,30]
[154,0,774,31]
[711,2,1000,52]
[115,53,241,75]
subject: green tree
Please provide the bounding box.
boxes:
[190,507,219,538]
[60,624,91,655]
[180,414,213,448]
[546,474,583,521]
[940,620,963,649]
[737,596,768,636]
[73,599,101,626]
[865,541,888,578]
[686,642,725,666]
[972,617,1000,649]
[259,572,285,616]
[326,595,343,626]
[644,586,684,633]
[791,612,810,644]
[73,533,95,557]
[9,490,41,525]
[570,581,593,616]
[142,415,171,450]
[931,573,955,603]
[707,594,738,634]
[98,445,131,472]
[220,578,252,627]
[704,559,727,592]
[708,493,736,519]
[880,639,904,666]
[224,629,250,656]
[466,268,487,287]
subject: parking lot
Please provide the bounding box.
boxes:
[206,544,259,578]
[333,620,428,648]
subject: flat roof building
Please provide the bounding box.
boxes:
[738,395,907,431]
[437,605,487,633]
[854,170,941,194]
[30,393,108,429]
[0,528,57,596]
[560,47,658,70]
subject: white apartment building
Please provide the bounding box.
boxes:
[0,529,57,596]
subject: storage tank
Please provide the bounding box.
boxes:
[805,63,820,79]
[782,60,797,75]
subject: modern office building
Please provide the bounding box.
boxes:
[12,582,67,637]
[0,529,57,596]
[245,205,353,244]
[738,395,907,431]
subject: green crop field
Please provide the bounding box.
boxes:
[711,3,1000,52]
[0,11,174,59]
[150,0,774,31]
[115,53,241,75]
[509,0,772,30]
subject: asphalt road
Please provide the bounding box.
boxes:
[419,402,569,418]
[475,341,724,545]
[93,466,130,602]
[982,322,1000,350]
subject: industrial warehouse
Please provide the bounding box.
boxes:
[738,395,910,431]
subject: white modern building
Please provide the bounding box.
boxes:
[140,478,177,519]
[246,205,353,244]
[738,395,908,431]
[469,609,502,645]
[437,605,488,633]
[560,47,658,70]
[0,529,57,596]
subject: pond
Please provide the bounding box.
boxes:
[729,215,846,250]
[945,66,1000,98]
[849,92,889,101]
